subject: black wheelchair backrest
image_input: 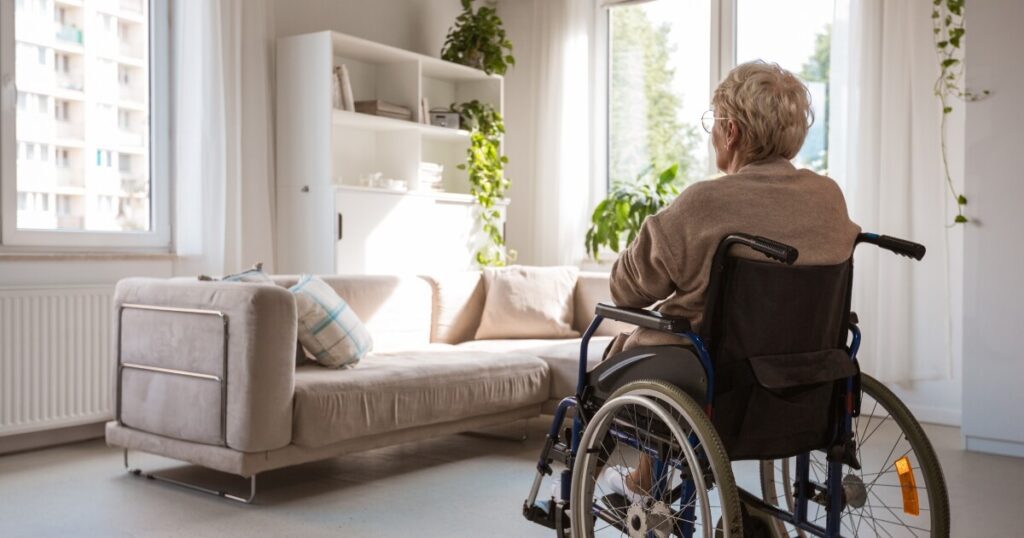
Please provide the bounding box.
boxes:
[703,250,858,460]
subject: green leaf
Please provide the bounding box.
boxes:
[941,58,960,68]
[954,214,968,223]
[943,106,953,114]
[957,195,967,205]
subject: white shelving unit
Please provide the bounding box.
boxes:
[275,31,506,275]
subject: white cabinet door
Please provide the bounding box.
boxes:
[335,190,432,274]
[334,189,504,275]
[423,199,477,273]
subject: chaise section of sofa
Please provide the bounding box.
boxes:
[106,269,625,485]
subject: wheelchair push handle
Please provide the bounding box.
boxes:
[858,233,926,261]
[726,233,799,265]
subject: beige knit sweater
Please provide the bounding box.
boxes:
[607,157,861,354]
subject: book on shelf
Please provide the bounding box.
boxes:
[355,100,413,121]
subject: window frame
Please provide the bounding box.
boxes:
[0,0,171,251]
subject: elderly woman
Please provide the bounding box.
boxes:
[599,61,861,497]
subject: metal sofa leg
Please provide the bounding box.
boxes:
[123,449,257,504]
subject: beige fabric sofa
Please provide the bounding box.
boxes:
[105,272,628,480]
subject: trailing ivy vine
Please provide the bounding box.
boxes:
[932,0,988,224]
[454,100,515,266]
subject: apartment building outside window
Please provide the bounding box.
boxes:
[606,0,835,190]
[1,0,169,248]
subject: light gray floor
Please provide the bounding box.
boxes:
[0,419,1020,537]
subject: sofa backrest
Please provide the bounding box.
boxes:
[420,270,629,344]
[273,275,433,351]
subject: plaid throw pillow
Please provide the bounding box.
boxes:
[289,275,372,368]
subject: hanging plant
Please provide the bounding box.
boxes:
[454,100,515,267]
[932,0,988,224]
[441,0,515,75]
[584,163,681,262]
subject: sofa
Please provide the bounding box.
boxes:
[105,271,629,482]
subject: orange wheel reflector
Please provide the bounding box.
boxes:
[895,455,920,516]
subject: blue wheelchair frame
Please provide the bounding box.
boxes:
[527,232,924,537]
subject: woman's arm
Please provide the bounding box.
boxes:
[609,215,680,308]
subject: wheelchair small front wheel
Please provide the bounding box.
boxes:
[570,380,742,537]
[759,373,950,537]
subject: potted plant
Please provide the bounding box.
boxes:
[584,163,682,262]
[441,0,515,76]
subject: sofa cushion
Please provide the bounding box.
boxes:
[291,349,549,447]
[274,275,432,352]
[419,272,486,344]
[475,266,580,340]
[456,337,613,400]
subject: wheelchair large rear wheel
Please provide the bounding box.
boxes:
[758,374,950,537]
[571,380,742,537]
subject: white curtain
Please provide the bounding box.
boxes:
[173,0,276,277]
[829,0,954,382]
[518,0,598,266]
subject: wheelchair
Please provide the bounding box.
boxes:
[522,232,950,537]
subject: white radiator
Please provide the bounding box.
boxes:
[0,286,114,437]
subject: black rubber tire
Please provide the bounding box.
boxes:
[757,373,951,536]
[858,374,951,536]
[571,379,743,537]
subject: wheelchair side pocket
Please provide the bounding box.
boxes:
[726,349,857,460]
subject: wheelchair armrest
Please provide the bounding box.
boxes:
[595,303,692,334]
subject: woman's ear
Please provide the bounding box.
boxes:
[726,120,741,149]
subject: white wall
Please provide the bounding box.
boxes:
[494,0,539,264]
[961,0,1024,458]
[274,0,463,56]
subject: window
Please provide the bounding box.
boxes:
[54,100,69,121]
[608,0,711,188]
[2,0,170,247]
[736,0,833,172]
[605,0,836,187]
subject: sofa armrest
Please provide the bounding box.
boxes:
[574,272,632,337]
[114,278,296,452]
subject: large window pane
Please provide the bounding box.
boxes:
[14,0,150,232]
[737,0,834,173]
[608,0,710,187]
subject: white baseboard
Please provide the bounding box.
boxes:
[965,436,1024,458]
[0,422,106,456]
[903,403,961,427]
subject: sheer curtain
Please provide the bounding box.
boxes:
[516,0,599,266]
[172,0,276,277]
[829,0,955,383]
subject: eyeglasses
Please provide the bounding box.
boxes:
[701,109,729,133]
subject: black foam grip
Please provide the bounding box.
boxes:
[877,235,926,261]
[751,235,799,265]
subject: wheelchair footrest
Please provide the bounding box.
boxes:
[523,499,569,530]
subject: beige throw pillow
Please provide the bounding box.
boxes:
[474,266,580,340]
[421,272,486,344]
